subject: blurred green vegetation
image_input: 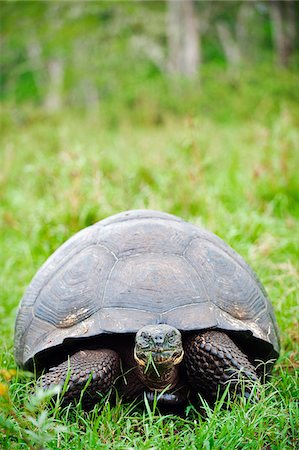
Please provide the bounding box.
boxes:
[1,1,298,120]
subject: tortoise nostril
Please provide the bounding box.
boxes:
[154,334,164,345]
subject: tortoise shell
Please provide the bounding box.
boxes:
[14,210,279,368]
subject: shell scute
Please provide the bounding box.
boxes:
[34,245,116,327]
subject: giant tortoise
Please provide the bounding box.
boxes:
[14,210,279,407]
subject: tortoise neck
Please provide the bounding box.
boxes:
[136,362,179,391]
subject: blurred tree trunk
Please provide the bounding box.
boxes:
[44,58,64,112]
[236,2,256,59]
[269,0,297,66]
[71,40,100,110]
[26,38,44,98]
[167,0,200,78]
[216,2,254,69]
[217,22,241,67]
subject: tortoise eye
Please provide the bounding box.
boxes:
[167,332,176,343]
[140,332,151,348]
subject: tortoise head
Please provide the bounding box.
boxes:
[134,324,184,373]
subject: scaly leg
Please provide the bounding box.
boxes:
[184,330,258,402]
[40,348,120,405]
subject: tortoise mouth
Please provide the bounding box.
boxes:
[134,349,184,367]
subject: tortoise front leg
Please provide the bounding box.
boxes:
[184,330,258,402]
[40,349,120,405]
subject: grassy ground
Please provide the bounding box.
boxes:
[0,89,298,448]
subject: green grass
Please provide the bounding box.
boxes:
[0,90,298,448]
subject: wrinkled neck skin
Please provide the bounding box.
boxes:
[136,362,180,391]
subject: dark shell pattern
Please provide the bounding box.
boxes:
[14,210,280,367]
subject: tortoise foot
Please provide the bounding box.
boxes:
[184,330,259,402]
[40,349,120,405]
